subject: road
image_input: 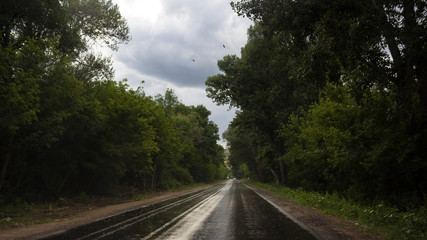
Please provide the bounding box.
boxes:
[39,180,317,240]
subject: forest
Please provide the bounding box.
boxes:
[0,0,226,205]
[206,0,426,209]
[1,0,426,214]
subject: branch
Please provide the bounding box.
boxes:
[376,2,403,74]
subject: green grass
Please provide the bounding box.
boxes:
[0,200,43,229]
[245,180,426,240]
[133,194,153,201]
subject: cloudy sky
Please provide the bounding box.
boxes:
[105,0,252,146]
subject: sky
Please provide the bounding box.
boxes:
[105,0,252,146]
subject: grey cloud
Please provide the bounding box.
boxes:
[111,0,251,137]
[115,0,244,87]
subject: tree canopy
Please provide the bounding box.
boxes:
[0,0,225,204]
[207,0,426,208]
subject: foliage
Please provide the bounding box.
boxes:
[281,83,360,192]
[222,125,258,179]
[0,78,225,202]
[151,89,225,188]
[0,0,130,52]
[206,21,333,184]
[207,0,426,211]
[0,1,225,205]
[280,83,427,207]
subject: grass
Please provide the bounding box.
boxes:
[245,180,426,240]
[0,200,57,229]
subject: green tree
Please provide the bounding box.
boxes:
[83,80,158,194]
[281,84,361,193]
[206,22,334,184]
[0,0,129,52]
[0,38,68,193]
[231,0,426,129]
[281,82,427,206]
[152,90,224,188]
[218,0,427,208]
[0,0,130,199]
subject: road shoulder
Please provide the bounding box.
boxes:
[244,182,382,240]
[0,184,215,240]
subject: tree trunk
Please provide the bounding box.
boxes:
[143,174,146,192]
[57,169,71,194]
[151,161,157,191]
[279,160,285,185]
[0,135,13,192]
[270,168,279,184]
[418,77,427,130]
[377,3,402,74]
[151,172,156,191]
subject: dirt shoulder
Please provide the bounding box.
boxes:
[1,182,382,240]
[0,184,215,240]
[245,183,382,240]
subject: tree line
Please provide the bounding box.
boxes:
[0,0,225,204]
[206,0,426,209]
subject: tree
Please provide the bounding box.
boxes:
[206,0,427,207]
[0,38,72,193]
[0,0,130,52]
[281,83,427,206]
[222,124,257,179]
[152,90,224,189]
[231,0,426,129]
[281,84,362,193]
[0,0,130,199]
[206,22,333,184]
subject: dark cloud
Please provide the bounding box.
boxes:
[117,37,221,87]
[110,0,251,138]
[114,0,249,87]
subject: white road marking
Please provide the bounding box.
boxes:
[80,185,216,240]
[142,181,232,240]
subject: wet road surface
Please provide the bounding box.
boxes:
[39,180,317,240]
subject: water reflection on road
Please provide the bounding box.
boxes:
[41,180,317,240]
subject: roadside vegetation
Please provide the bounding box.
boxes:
[0,0,226,217]
[246,181,427,240]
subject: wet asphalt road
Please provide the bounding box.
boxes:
[40,180,317,240]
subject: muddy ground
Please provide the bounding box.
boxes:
[0,182,382,240]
